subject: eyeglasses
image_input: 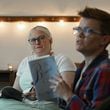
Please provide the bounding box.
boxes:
[28,35,46,45]
[73,26,102,37]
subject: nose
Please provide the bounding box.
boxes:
[35,38,41,44]
[77,31,85,38]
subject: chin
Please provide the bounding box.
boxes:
[76,47,83,52]
[35,49,43,53]
[76,44,84,50]
[76,46,81,50]
[34,51,43,56]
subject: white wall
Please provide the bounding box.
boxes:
[0,21,84,70]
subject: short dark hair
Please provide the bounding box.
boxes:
[78,7,110,35]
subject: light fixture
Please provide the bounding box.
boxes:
[8,64,13,71]
[0,16,80,22]
[17,22,26,30]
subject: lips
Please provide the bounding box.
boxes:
[37,46,42,48]
[34,45,43,49]
[76,40,82,45]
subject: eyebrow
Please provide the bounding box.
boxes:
[29,35,44,39]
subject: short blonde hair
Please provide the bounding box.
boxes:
[30,25,52,37]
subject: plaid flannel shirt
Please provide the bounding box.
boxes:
[66,50,110,110]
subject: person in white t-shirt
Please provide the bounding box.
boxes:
[0,26,76,110]
[13,26,76,102]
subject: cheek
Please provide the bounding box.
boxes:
[44,41,51,48]
[31,45,34,49]
[85,38,100,48]
[45,44,51,50]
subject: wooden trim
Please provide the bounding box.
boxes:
[0,16,80,22]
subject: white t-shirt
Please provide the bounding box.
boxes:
[17,54,76,93]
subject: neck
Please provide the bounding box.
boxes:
[84,49,104,67]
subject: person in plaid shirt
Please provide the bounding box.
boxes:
[50,7,110,110]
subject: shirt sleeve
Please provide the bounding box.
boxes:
[55,54,76,73]
[16,57,28,76]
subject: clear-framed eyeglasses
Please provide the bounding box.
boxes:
[73,26,102,37]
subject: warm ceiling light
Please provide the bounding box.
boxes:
[58,20,65,26]
[59,19,64,23]
[17,22,26,30]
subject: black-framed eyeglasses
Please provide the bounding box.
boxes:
[73,26,102,37]
[28,35,46,45]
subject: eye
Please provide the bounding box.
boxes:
[28,38,37,42]
[31,38,37,42]
[73,27,81,33]
[75,27,80,31]
[86,28,94,34]
[39,35,45,39]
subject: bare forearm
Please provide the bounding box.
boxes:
[13,76,22,91]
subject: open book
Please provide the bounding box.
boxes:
[28,55,58,101]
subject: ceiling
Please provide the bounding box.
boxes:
[0,0,109,16]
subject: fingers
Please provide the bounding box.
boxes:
[49,79,58,92]
[49,75,65,94]
[49,75,63,88]
[54,75,63,82]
